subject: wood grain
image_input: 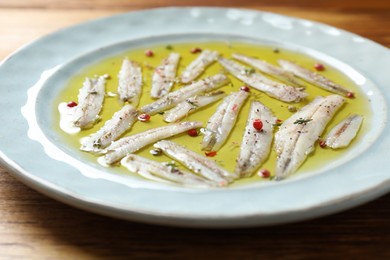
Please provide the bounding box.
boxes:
[1,6,389,60]
[1,166,389,259]
[0,0,389,259]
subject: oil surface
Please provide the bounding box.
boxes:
[54,41,371,186]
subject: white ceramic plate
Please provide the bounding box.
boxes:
[0,7,389,228]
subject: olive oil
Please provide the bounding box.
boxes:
[54,41,371,186]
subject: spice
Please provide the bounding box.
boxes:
[319,139,327,148]
[138,113,151,122]
[314,63,325,71]
[346,92,355,98]
[253,119,263,131]
[205,151,217,157]
[190,47,202,54]
[166,45,173,50]
[293,118,312,125]
[240,85,250,92]
[66,101,77,108]
[188,129,199,137]
[145,49,154,57]
[258,169,271,178]
[273,119,283,127]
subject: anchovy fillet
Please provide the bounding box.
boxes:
[235,101,276,178]
[80,104,138,152]
[102,121,202,164]
[163,91,226,123]
[278,59,353,96]
[201,91,249,151]
[121,154,216,188]
[275,95,345,180]
[117,59,142,106]
[141,74,229,115]
[154,140,235,186]
[325,114,363,149]
[232,53,306,88]
[72,76,106,128]
[218,57,307,103]
[151,53,180,98]
[180,50,219,83]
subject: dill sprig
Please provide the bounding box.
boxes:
[293,118,312,125]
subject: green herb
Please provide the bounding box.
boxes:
[186,100,198,107]
[243,68,256,75]
[293,118,312,125]
[166,45,173,50]
[272,123,282,127]
[165,161,177,168]
[287,106,297,112]
[165,161,181,173]
[158,111,165,115]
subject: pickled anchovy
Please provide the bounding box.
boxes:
[151,53,180,98]
[218,57,307,103]
[80,105,138,152]
[325,114,363,149]
[275,95,345,180]
[141,74,229,115]
[278,60,353,96]
[201,91,249,151]
[117,59,142,106]
[102,121,202,164]
[121,154,216,188]
[180,50,219,83]
[232,53,306,88]
[163,91,226,123]
[154,140,235,186]
[72,76,106,128]
[235,101,276,178]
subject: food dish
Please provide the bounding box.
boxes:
[0,7,389,227]
[54,40,368,187]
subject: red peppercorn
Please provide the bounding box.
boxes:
[205,151,217,157]
[240,85,250,92]
[253,119,263,131]
[188,129,198,137]
[66,101,77,108]
[258,169,271,178]
[314,63,325,71]
[190,47,202,54]
[346,92,355,98]
[319,139,327,148]
[138,113,151,122]
[145,49,154,57]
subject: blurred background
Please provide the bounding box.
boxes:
[1,0,389,60]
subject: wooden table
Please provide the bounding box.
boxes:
[1,1,389,258]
